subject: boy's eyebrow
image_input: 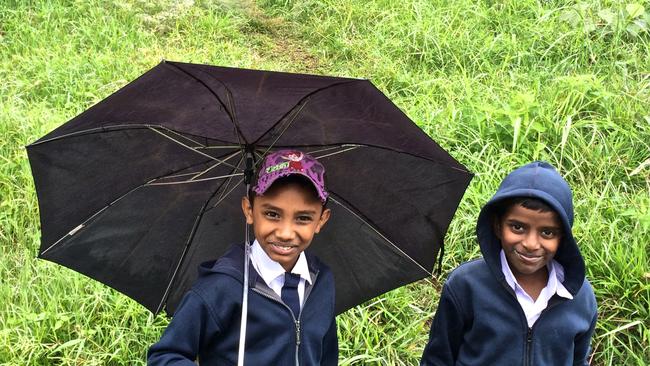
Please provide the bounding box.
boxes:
[258,204,318,215]
[541,225,562,230]
[260,203,283,211]
[505,219,561,229]
[295,210,318,215]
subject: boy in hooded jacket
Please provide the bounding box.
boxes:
[420,161,597,365]
[148,150,338,365]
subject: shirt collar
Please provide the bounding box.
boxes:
[250,240,312,285]
[550,259,573,299]
[499,249,573,300]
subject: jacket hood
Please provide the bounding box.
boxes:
[476,161,585,295]
[198,244,247,283]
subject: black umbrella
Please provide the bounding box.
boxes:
[27,61,472,316]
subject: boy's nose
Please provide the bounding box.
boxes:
[275,222,296,241]
[521,233,541,251]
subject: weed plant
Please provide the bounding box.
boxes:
[1,0,648,365]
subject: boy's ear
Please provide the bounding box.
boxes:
[241,196,254,225]
[315,207,331,234]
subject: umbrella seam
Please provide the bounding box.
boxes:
[251,80,363,146]
[27,124,238,146]
[165,62,248,146]
[328,194,432,276]
[256,99,311,162]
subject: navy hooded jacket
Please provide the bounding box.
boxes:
[421,161,597,366]
[148,244,338,365]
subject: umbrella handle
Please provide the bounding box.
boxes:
[238,150,256,365]
[237,235,250,366]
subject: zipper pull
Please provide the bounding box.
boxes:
[295,320,301,346]
[527,328,532,343]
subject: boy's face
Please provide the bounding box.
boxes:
[241,182,331,272]
[495,204,562,281]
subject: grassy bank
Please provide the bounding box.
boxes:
[1,0,648,364]
[257,1,650,364]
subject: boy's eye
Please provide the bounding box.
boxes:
[509,223,524,233]
[540,229,558,239]
[296,215,314,223]
[263,211,280,219]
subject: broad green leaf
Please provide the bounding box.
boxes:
[530,120,547,133]
[625,3,645,18]
[626,22,644,36]
[53,338,85,351]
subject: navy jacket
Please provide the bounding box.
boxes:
[148,244,338,365]
[421,161,598,366]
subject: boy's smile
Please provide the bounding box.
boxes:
[495,204,562,283]
[242,182,330,272]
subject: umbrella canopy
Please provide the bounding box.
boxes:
[27,61,472,315]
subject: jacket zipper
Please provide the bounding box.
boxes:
[524,327,532,366]
[295,319,301,366]
[252,276,317,366]
[521,298,564,366]
[498,277,570,366]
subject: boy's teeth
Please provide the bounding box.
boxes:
[273,244,294,250]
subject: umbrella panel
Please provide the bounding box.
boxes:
[41,158,240,312]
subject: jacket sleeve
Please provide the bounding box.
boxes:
[420,282,466,366]
[147,290,221,365]
[573,310,597,365]
[320,317,338,366]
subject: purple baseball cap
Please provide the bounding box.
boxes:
[252,150,328,203]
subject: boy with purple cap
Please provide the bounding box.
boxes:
[148,150,338,365]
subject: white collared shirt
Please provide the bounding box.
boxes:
[500,249,573,327]
[250,240,312,309]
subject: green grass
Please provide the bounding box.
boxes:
[2,0,649,364]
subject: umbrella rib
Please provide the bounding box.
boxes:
[157,125,206,148]
[312,145,361,159]
[328,195,432,276]
[210,177,244,209]
[146,173,244,186]
[197,145,243,149]
[145,151,242,186]
[146,168,243,184]
[39,182,147,256]
[148,127,242,171]
[153,156,247,314]
[153,182,236,315]
[191,151,241,181]
[303,145,360,155]
[216,152,246,204]
[154,206,204,315]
